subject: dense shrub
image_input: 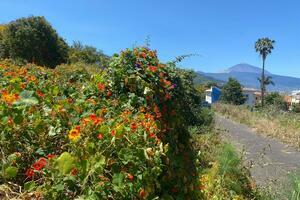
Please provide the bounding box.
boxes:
[0,16,68,68]
[0,47,205,199]
[265,92,288,111]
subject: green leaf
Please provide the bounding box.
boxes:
[24,181,36,191]
[4,166,18,179]
[56,152,75,174]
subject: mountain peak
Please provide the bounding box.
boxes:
[222,63,271,74]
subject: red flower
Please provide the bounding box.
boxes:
[32,158,47,171]
[111,130,116,136]
[75,125,81,131]
[139,188,146,199]
[97,133,103,139]
[89,114,103,125]
[165,93,171,100]
[97,83,106,92]
[107,90,112,97]
[130,122,138,132]
[71,168,78,176]
[148,66,157,73]
[47,154,56,159]
[25,168,34,178]
[127,173,134,181]
[149,132,156,138]
[37,91,44,98]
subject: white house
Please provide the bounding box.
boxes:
[242,88,260,106]
[291,90,300,105]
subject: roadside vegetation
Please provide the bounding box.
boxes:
[0,15,278,199]
[215,103,300,148]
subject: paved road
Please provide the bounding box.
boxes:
[215,114,300,189]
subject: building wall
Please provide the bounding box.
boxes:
[243,91,256,106]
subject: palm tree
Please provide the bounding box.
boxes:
[255,38,275,107]
[258,75,275,94]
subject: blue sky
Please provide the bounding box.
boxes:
[1,0,300,77]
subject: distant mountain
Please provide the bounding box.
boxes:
[221,63,271,75]
[194,71,225,85]
[202,63,300,92]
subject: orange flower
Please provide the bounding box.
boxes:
[111,130,116,136]
[68,129,80,141]
[89,114,104,125]
[97,83,106,92]
[47,154,56,159]
[140,52,147,58]
[148,66,157,73]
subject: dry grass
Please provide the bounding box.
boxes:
[214,103,300,148]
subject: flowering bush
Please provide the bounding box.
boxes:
[0,47,204,199]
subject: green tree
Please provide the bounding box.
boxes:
[255,38,275,107]
[221,78,246,105]
[68,41,109,67]
[0,16,68,68]
[265,92,287,110]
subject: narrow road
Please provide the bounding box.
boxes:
[215,114,300,189]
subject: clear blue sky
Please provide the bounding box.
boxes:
[1,0,300,77]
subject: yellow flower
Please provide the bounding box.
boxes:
[68,129,80,141]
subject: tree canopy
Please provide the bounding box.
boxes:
[68,41,109,67]
[221,78,246,105]
[0,16,69,68]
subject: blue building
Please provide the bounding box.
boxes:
[205,86,221,104]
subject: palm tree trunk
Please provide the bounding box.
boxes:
[261,57,265,107]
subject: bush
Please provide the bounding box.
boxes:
[292,103,300,113]
[265,92,288,111]
[0,47,204,199]
[0,16,68,68]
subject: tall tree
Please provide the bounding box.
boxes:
[221,78,246,105]
[0,16,69,68]
[255,38,275,107]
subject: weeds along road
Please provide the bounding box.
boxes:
[215,114,300,189]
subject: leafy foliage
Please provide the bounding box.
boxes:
[265,92,288,111]
[220,78,246,105]
[0,16,68,68]
[68,41,110,67]
[0,47,206,199]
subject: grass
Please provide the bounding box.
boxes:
[192,128,272,199]
[214,103,300,148]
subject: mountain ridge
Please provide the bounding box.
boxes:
[197,63,300,92]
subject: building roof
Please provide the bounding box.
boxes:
[243,87,260,92]
[205,86,221,92]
